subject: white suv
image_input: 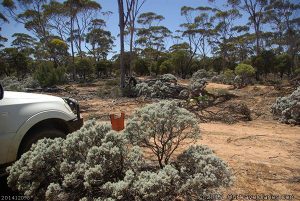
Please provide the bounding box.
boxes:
[0,84,83,174]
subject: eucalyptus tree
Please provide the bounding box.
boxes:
[45,0,101,60]
[44,0,101,79]
[229,32,255,62]
[265,0,300,54]
[2,47,30,79]
[169,43,193,78]
[228,0,269,55]
[125,0,146,75]
[136,12,171,72]
[117,0,130,87]
[180,6,215,59]
[11,33,36,55]
[179,6,216,76]
[47,37,69,68]
[0,11,8,47]
[210,8,241,68]
[2,0,51,43]
[86,19,115,61]
[265,0,300,70]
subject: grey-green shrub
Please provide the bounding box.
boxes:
[134,74,180,99]
[125,101,200,168]
[175,145,233,200]
[0,76,25,91]
[191,69,215,81]
[271,87,300,125]
[7,103,233,200]
[212,69,235,85]
[0,76,40,91]
[160,73,177,83]
[7,121,128,200]
[190,78,207,97]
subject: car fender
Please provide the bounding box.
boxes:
[5,110,75,163]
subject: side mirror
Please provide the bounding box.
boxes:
[0,83,3,100]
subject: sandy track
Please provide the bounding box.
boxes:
[200,120,300,199]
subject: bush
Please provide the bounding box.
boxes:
[234,64,255,88]
[134,74,183,99]
[125,101,200,168]
[75,58,95,81]
[223,69,235,84]
[7,121,130,200]
[7,104,233,200]
[0,76,25,91]
[175,145,233,200]
[159,60,174,74]
[34,62,65,87]
[191,69,212,81]
[97,86,121,98]
[132,58,150,76]
[160,73,177,83]
[211,74,225,83]
[190,78,208,97]
[0,76,40,91]
[22,76,40,88]
[271,87,300,125]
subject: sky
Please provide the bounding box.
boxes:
[0,0,299,56]
[0,0,225,52]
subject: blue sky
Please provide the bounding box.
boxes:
[1,0,299,55]
[0,0,223,50]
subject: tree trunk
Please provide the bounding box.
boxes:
[129,21,135,76]
[118,0,126,88]
[70,15,76,81]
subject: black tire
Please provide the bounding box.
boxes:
[18,128,66,158]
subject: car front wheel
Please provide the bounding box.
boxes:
[18,128,66,158]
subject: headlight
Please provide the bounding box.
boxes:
[63,97,80,118]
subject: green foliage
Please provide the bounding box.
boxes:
[86,28,114,61]
[132,58,150,75]
[96,60,113,77]
[47,38,69,67]
[170,50,191,78]
[234,63,255,87]
[211,57,226,74]
[235,63,255,77]
[211,69,235,84]
[1,47,30,79]
[251,50,276,76]
[125,101,200,168]
[275,54,292,78]
[224,69,235,80]
[159,59,173,74]
[34,62,65,87]
[75,57,95,81]
[191,69,216,83]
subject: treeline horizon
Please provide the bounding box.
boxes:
[0,0,299,87]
